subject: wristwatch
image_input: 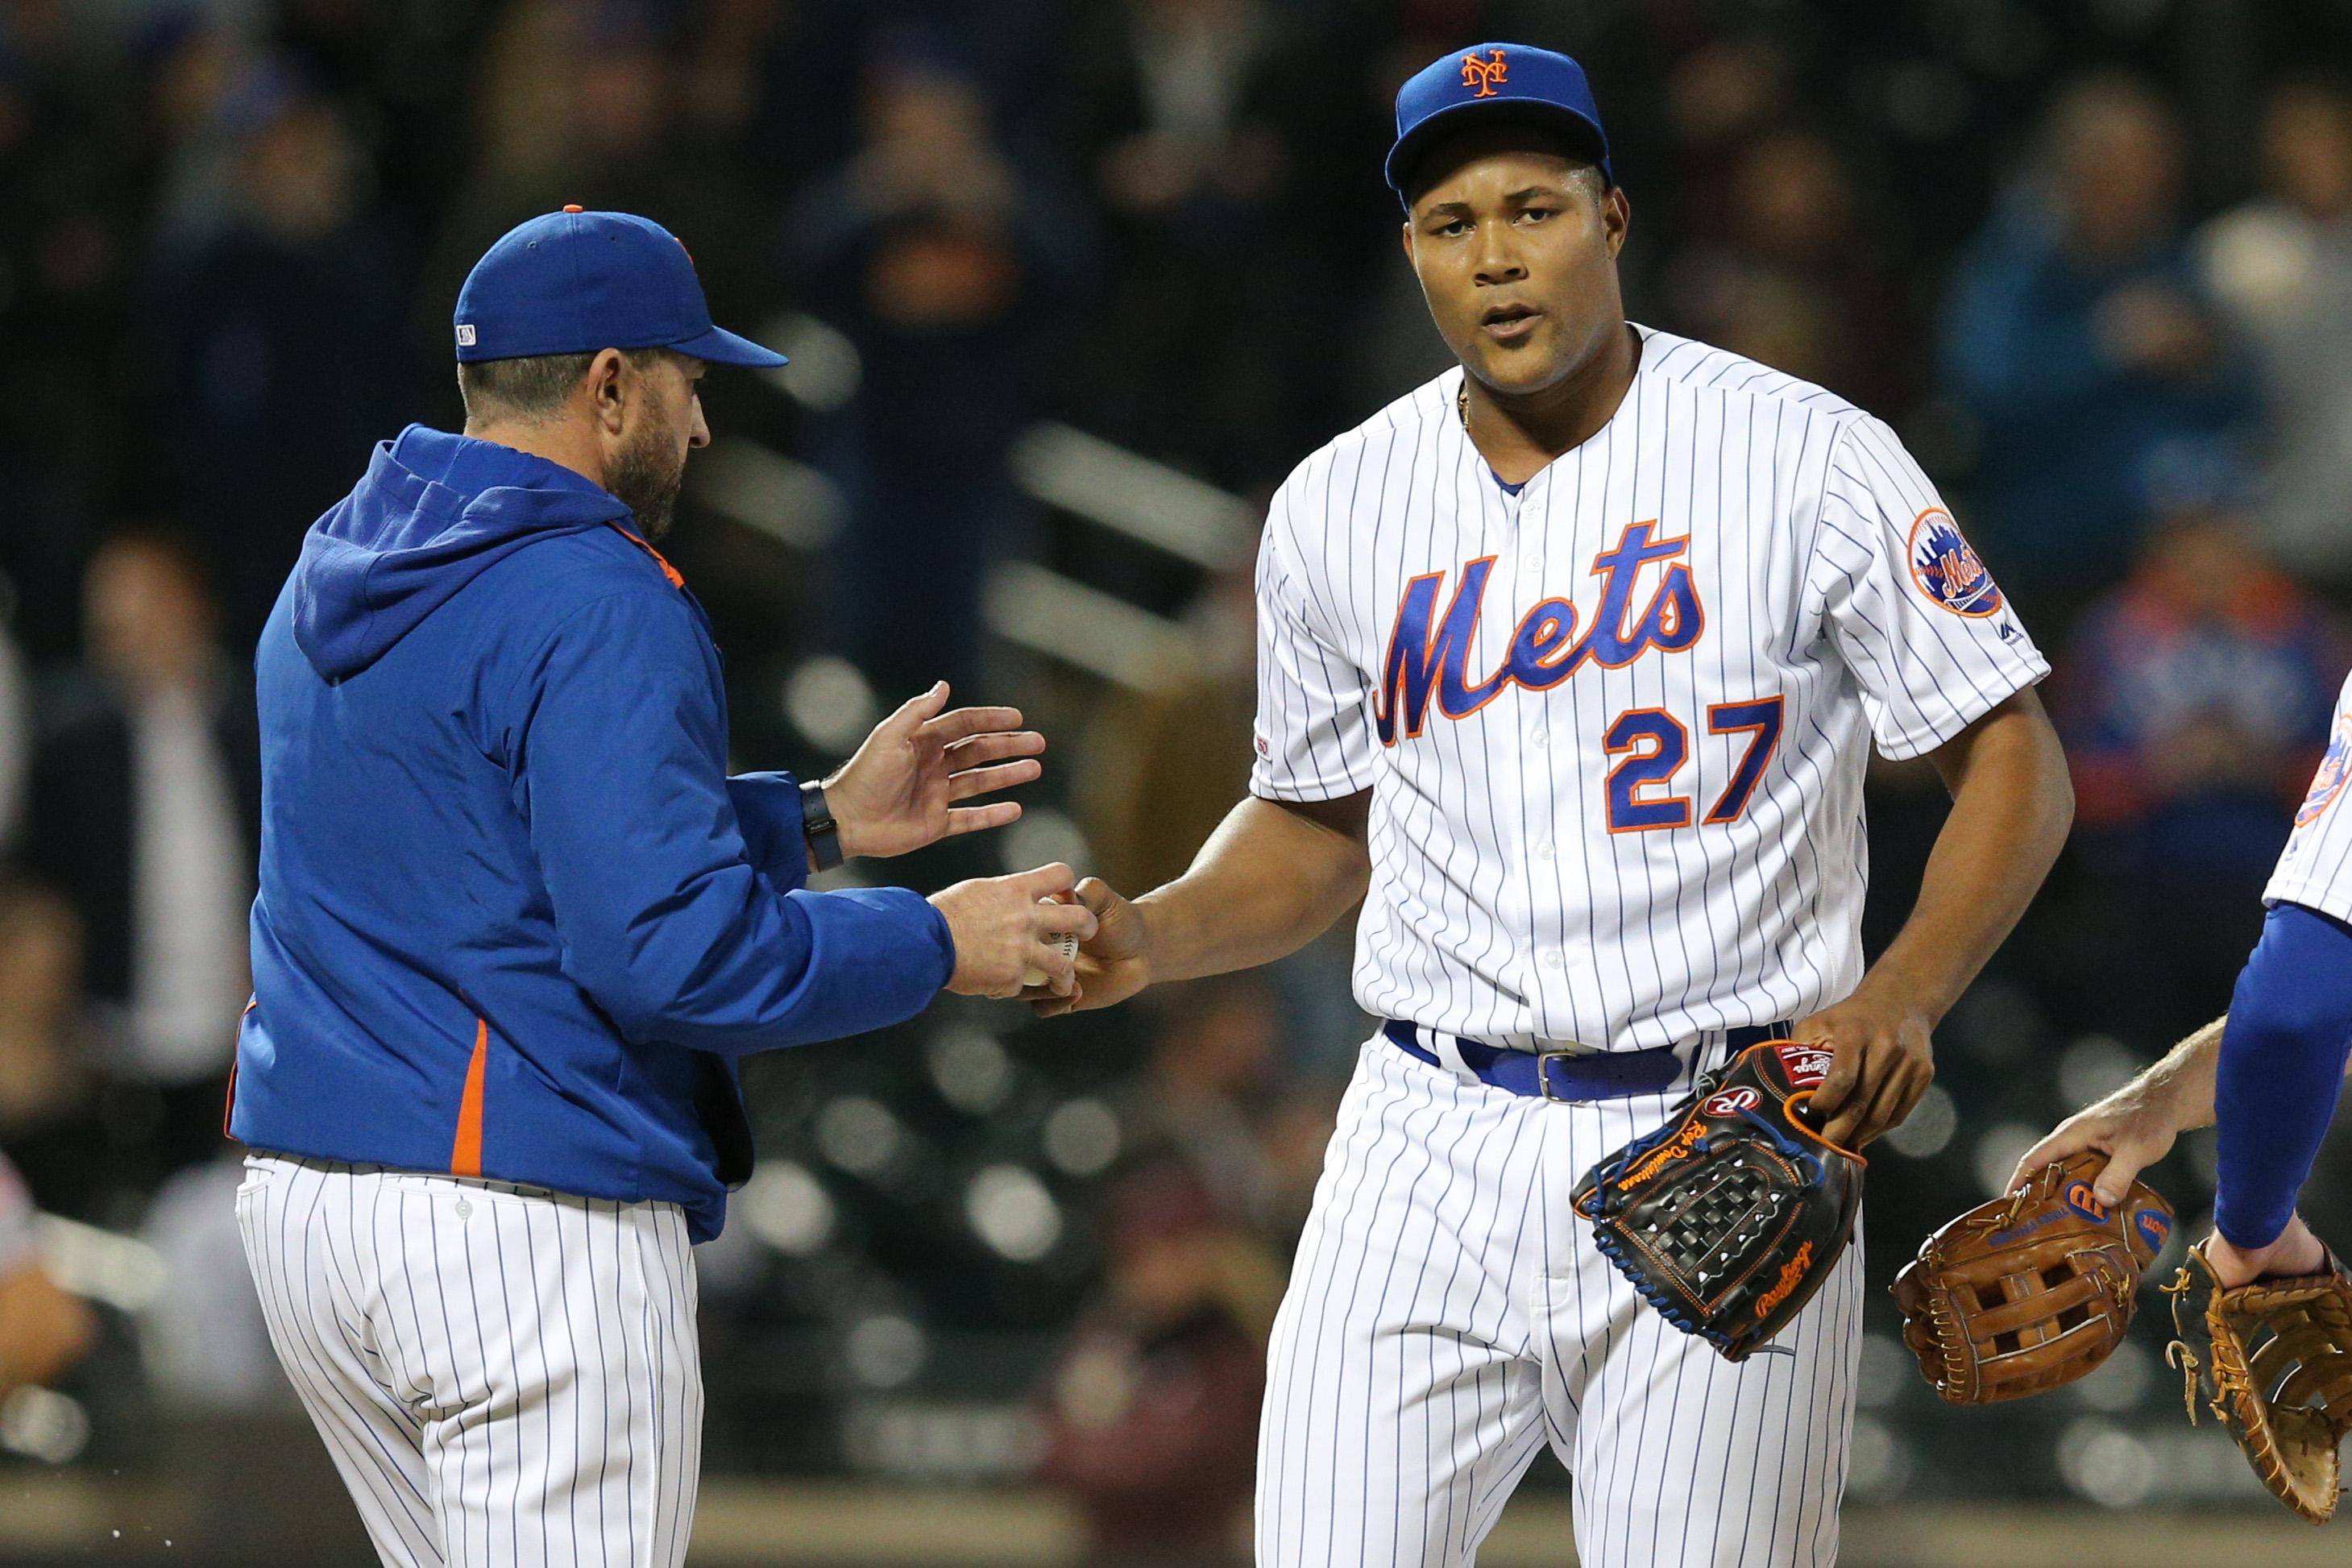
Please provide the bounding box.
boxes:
[800,779,844,871]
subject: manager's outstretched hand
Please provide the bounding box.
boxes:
[825,682,1045,860]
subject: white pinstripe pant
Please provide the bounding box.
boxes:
[1258,1036,1861,1568]
[236,1155,703,1567]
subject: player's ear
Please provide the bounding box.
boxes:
[1602,184,1631,259]
[1399,218,1417,268]
[585,347,628,435]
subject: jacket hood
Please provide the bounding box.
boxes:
[292,425,633,680]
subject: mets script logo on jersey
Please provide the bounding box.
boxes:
[1460,49,1508,97]
[1703,1086,1762,1118]
[2295,711,2352,827]
[1906,508,2002,618]
[1375,520,1703,745]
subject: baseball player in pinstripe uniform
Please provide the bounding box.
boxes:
[1039,46,2077,1566]
[227,209,1094,1566]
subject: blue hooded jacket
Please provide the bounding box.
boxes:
[229,425,955,1240]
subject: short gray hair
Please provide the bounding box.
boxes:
[456,346,663,423]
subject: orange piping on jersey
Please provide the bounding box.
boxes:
[610,525,685,589]
[450,1017,490,1177]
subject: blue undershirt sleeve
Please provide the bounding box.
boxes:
[2213,900,2352,1248]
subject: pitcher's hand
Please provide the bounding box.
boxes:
[1031,878,1151,1017]
[1793,981,1935,1148]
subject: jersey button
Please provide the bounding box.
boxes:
[1528,728,1549,749]
[1522,552,1542,575]
[1534,839,1556,861]
[1539,949,1564,971]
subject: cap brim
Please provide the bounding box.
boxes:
[670,324,789,368]
[1387,100,1610,201]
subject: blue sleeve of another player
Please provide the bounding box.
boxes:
[2213,902,2352,1248]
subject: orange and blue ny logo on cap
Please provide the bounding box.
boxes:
[1460,48,1508,97]
[1387,41,1612,200]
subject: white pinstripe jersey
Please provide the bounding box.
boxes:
[1250,327,2049,1052]
[2267,668,2352,923]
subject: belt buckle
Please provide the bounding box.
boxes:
[1533,1043,1588,1102]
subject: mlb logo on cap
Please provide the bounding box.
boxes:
[453,206,786,368]
[1386,43,1612,202]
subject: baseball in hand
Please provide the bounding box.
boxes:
[1023,899,1081,989]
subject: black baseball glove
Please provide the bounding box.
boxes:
[1572,1040,1865,1361]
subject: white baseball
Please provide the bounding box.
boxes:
[1023,900,1081,990]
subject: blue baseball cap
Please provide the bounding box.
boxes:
[1386,44,1612,205]
[453,207,786,367]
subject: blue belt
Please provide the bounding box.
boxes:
[1383,1018,1794,1102]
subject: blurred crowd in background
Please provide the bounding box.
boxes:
[6,0,2352,1553]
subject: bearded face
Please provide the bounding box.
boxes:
[605,413,688,541]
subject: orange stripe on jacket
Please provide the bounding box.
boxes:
[450,1017,490,1176]
[610,525,685,589]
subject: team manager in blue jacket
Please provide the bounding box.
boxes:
[228,209,1093,1247]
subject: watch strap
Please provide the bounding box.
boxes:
[799,779,844,871]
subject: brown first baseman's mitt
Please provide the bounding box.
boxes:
[1572,1040,1864,1363]
[1891,1151,2175,1404]
[2166,1238,2352,1524]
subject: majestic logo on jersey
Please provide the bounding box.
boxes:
[1375,520,1704,745]
[1460,49,1508,97]
[1906,508,2002,618]
[2295,710,2352,827]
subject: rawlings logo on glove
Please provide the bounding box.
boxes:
[1571,1041,1865,1362]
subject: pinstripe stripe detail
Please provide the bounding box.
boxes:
[239,1155,701,1566]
